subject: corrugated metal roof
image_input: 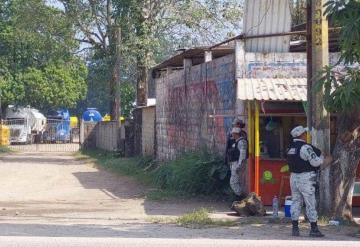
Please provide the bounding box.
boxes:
[237,78,307,101]
[152,46,234,72]
[244,0,291,52]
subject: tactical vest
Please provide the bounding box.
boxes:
[286,141,321,173]
[227,137,249,162]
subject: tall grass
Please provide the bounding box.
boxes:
[153,151,230,195]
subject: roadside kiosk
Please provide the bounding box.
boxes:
[237,78,360,206]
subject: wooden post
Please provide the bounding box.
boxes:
[247,101,255,192]
[254,100,260,195]
[306,0,312,144]
[311,0,331,215]
[235,39,246,79]
[204,50,212,62]
[183,58,192,152]
[235,39,246,122]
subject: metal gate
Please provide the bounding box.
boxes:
[3,119,80,152]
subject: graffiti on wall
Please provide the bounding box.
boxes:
[157,55,237,158]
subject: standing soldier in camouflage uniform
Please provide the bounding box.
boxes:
[227,126,248,200]
[286,126,331,237]
[225,118,246,165]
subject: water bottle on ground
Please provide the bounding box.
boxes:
[272,196,279,217]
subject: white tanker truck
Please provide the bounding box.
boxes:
[5,106,46,144]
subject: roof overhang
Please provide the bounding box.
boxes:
[237,78,307,102]
[152,46,234,72]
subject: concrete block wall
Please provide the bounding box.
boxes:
[96,121,119,152]
[133,108,143,156]
[156,54,236,160]
[142,106,156,156]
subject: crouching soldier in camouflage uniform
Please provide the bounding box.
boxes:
[287,126,331,237]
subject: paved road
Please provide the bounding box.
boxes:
[0,152,358,246]
[0,236,359,247]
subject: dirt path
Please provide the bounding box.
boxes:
[0,152,227,222]
[0,151,358,242]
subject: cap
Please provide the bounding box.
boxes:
[232,118,245,127]
[291,126,308,138]
[231,127,241,134]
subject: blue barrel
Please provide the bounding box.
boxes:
[284,196,292,217]
[82,108,102,122]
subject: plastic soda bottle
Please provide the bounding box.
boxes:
[272,196,279,217]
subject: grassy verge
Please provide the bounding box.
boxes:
[78,148,232,201]
[0,145,11,154]
[147,208,238,228]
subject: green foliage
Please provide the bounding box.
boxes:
[74,57,135,117]
[20,61,87,109]
[317,0,360,113]
[58,1,243,116]
[324,0,360,64]
[317,65,360,113]
[119,82,136,117]
[153,151,230,195]
[0,145,12,153]
[0,0,87,112]
[290,0,306,26]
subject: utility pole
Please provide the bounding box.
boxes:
[110,25,122,122]
[306,1,312,136]
[308,0,331,215]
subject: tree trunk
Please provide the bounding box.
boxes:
[136,59,148,107]
[135,0,151,107]
[109,25,122,121]
[330,109,360,220]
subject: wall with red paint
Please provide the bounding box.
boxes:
[155,55,236,160]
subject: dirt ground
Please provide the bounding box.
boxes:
[0,151,358,241]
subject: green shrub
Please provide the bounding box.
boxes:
[153,150,230,195]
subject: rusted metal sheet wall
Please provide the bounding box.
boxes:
[244,0,291,52]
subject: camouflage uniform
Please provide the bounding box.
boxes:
[229,138,248,196]
[290,171,318,222]
[288,139,323,222]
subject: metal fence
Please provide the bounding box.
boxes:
[2,119,80,152]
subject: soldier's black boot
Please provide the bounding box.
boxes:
[309,222,324,237]
[292,221,300,237]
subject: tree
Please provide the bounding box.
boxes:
[290,0,307,26]
[58,0,243,116]
[0,0,87,113]
[317,0,360,220]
